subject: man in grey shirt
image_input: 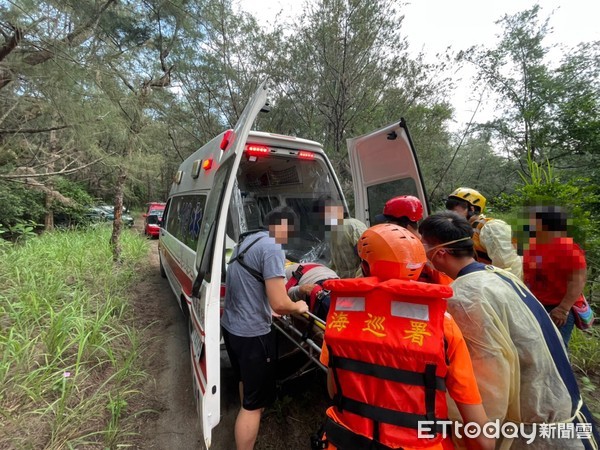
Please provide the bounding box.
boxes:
[222,206,308,450]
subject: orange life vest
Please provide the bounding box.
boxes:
[322,277,453,449]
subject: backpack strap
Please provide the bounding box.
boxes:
[228,231,267,284]
[285,263,321,290]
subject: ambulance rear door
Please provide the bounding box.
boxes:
[347,118,429,226]
[189,80,270,448]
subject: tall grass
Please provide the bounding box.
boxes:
[0,226,149,449]
[570,328,600,419]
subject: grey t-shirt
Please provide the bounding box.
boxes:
[221,231,285,337]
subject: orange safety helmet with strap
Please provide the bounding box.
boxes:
[320,224,453,449]
[322,277,453,449]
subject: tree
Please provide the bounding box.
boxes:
[259,0,454,200]
[460,5,600,174]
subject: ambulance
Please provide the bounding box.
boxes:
[158,80,429,448]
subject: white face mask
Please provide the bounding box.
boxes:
[326,217,339,226]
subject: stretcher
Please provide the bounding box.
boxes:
[273,310,327,382]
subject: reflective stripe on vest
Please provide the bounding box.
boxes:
[322,277,453,449]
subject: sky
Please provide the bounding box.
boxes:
[236,0,600,130]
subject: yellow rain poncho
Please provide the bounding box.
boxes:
[477,218,523,279]
[447,263,595,450]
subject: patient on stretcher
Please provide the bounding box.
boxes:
[284,262,339,321]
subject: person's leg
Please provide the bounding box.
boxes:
[235,330,277,449]
[234,407,263,450]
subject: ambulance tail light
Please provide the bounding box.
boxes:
[245,144,270,158]
[298,150,315,160]
[220,129,234,151]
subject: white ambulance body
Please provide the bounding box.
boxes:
[158,81,428,448]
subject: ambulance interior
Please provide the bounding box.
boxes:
[227,151,344,265]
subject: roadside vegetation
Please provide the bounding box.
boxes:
[0,226,149,449]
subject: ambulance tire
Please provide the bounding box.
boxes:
[159,255,167,278]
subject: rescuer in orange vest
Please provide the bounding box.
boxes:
[315,224,494,450]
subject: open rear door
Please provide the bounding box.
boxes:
[189,81,270,448]
[347,118,429,226]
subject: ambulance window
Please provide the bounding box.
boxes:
[164,194,207,250]
[196,158,234,272]
[366,178,418,224]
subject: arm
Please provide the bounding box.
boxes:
[551,268,586,327]
[288,283,317,301]
[265,277,308,315]
[455,402,495,450]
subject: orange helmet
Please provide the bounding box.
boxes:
[357,223,427,281]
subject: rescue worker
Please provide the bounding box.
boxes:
[445,187,522,279]
[285,261,339,320]
[316,196,367,278]
[419,211,599,450]
[222,206,309,450]
[375,195,453,285]
[374,195,423,237]
[317,224,494,450]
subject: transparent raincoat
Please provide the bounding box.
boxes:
[479,219,523,279]
[447,265,594,450]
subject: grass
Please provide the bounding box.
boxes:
[0,225,149,449]
[570,327,600,419]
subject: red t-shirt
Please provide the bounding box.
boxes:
[523,237,586,306]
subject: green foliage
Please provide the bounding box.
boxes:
[495,158,600,276]
[0,227,149,447]
[0,183,45,228]
[460,5,600,178]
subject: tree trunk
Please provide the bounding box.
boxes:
[110,166,127,262]
[44,192,54,230]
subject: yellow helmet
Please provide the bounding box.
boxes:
[448,187,486,212]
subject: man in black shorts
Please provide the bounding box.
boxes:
[222,206,308,450]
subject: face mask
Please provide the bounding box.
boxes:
[326,217,339,226]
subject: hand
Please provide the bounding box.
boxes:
[294,300,309,314]
[299,284,317,297]
[550,307,569,328]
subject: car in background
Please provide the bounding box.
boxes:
[144,213,162,238]
[145,202,165,217]
[85,206,135,227]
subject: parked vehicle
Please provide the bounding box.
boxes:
[159,80,428,448]
[84,206,135,227]
[144,213,162,238]
[144,202,166,217]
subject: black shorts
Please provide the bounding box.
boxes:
[222,327,276,410]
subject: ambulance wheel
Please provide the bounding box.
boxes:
[159,256,167,278]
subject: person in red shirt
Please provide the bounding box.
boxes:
[523,206,586,346]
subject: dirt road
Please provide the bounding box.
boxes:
[128,236,328,450]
